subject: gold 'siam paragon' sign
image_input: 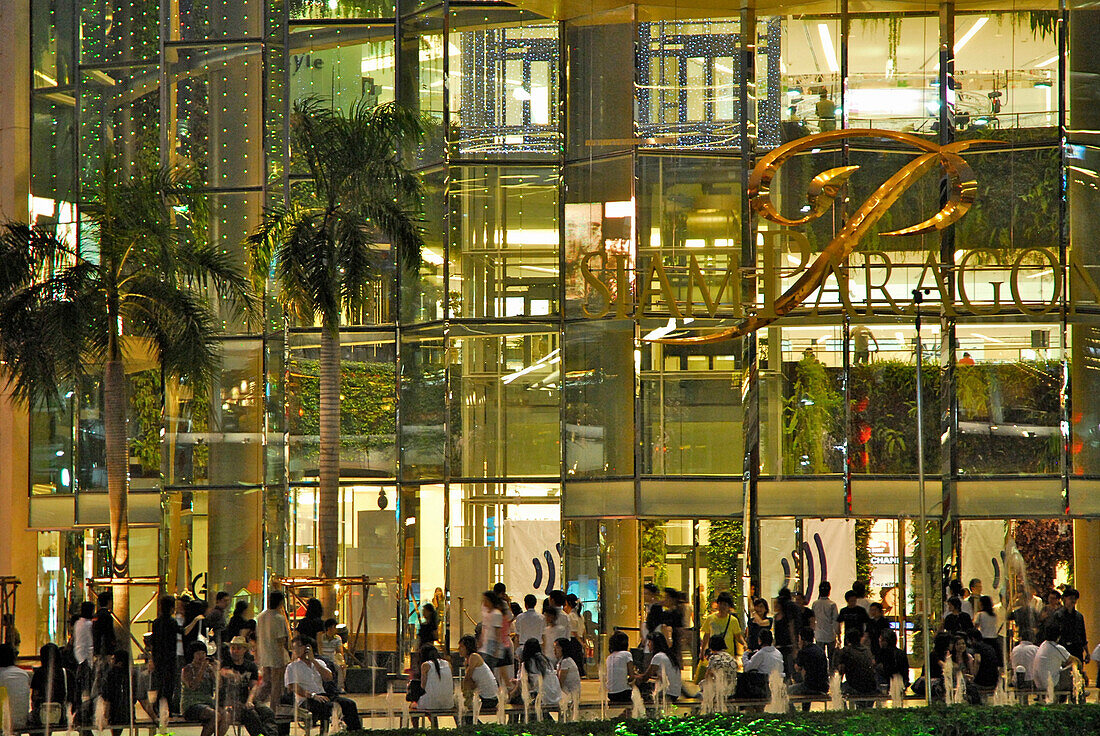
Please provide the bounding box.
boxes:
[573,130,1100,338]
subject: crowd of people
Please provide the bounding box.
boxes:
[0,589,358,735]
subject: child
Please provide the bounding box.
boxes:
[317,619,346,692]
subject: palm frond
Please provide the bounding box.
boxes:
[174,240,258,325]
[124,275,221,390]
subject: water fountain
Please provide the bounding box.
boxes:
[889,674,904,707]
[385,684,395,728]
[1072,665,1086,704]
[828,672,842,710]
[327,704,342,734]
[765,670,788,713]
[699,676,715,715]
[454,683,465,724]
[472,693,482,724]
[158,697,169,733]
[520,671,532,722]
[496,685,507,724]
[598,664,608,720]
[400,693,410,727]
[630,685,646,719]
[943,659,957,705]
[533,674,544,721]
[93,696,107,733]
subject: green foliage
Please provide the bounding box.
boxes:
[348,705,1100,736]
[854,519,873,585]
[784,353,843,474]
[707,520,744,602]
[640,521,668,588]
[287,359,396,449]
[1013,519,1074,593]
[129,369,162,474]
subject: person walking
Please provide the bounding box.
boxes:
[255,591,291,708]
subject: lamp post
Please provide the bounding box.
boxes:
[913,286,933,705]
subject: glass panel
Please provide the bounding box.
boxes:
[78,66,160,193]
[636,18,741,150]
[399,328,445,480]
[955,324,1062,475]
[639,335,742,475]
[169,0,263,41]
[846,16,938,133]
[32,0,76,88]
[448,9,559,159]
[164,489,266,597]
[563,157,634,320]
[400,169,444,323]
[779,16,840,136]
[287,330,397,484]
[290,0,396,20]
[31,94,76,202]
[846,321,942,477]
[564,8,636,161]
[563,319,635,478]
[80,0,159,65]
[164,340,264,487]
[165,44,264,189]
[288,26,396,109]
[954,12,1059,135]
[30,392,75,495]
[399,10,445,167]
[636,154,743,319]
[448,165,559,319]
[1070,7,1100,135]
[449,325,560,478]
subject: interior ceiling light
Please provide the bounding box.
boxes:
[817,24,839,73]
[953,17,988,54]
[1035,55,1060,68]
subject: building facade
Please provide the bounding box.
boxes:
[5,0,1100,658]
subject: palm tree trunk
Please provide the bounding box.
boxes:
[104,357,130,634]
[318,327,341,615]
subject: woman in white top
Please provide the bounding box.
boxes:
[415,645,454,711]
[975,595,1004,667]
[633,631,682,701]
[553,638,582,694]
[541,604,571,662]
[479,591,513,686]
[458,635,499,711]
[604,631,634,704]
[510,638,561,710]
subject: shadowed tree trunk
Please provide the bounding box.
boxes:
[104,357,130,633]
[318,327,341,614]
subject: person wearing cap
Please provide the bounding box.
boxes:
[701,591,746,658]
[220,635,278,736]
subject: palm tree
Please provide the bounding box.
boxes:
[0,163,253,631]
[248,97,423,610]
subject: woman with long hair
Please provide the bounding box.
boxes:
[510,638,561,709]
[458,634,498,714]
[745,598,772,652]
[415,644,454,711]
[632,631,682,701]
[975,595,1003,667]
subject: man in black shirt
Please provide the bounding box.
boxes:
[967,629,1001,692]
[92,592,118,661]
[1053,587,1088,663]
[149,595,182,714]
[221,636,278,736]
[837,591,869,642]
[876,628,909,688]
[836,628,878,697]
[866,602,889,659]
[791,628,829,709]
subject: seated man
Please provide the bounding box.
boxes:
[835,628,878,698]
[1031,624,1079,696]
[789,627,829,710]
[221,636,279,736]
[734,629,783,699]
[0,643,31,730]
[284,636,362,733]
[1011,636,1039,689]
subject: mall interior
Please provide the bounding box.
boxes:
[3,0,1100,667]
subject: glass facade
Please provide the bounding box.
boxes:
[20,0,1100,660]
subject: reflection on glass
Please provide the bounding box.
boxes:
[449,327,560,478]
[289,26,395,110]
[448,166,558,319]
[564,320,634,477]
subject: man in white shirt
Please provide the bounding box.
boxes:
[513,595,544,648]
[735,630,783,699]
[1031,624,1079,693]
[0,643,31,730]
[811,581,839,661]
[1011,638,1039,690]
[284,636,361,732]
[255,591,290,708]
[962,579,982,618]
